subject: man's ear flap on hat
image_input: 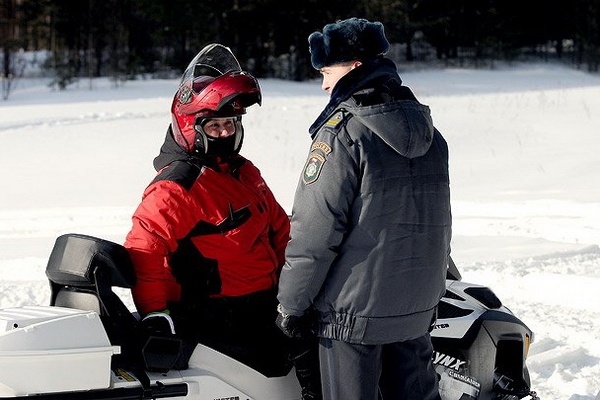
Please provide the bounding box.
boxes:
[308,32,327,70]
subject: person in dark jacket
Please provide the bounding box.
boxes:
[276,18,452,400]
[124,44,293,377]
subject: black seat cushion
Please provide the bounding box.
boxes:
[46,233,136,288]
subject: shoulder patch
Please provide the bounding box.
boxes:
[302,153,326,185]
[325,111,345,127]
[310,141,332,155]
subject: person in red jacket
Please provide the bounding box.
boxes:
[124,44,296,378]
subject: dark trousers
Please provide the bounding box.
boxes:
[173,290,322,399]
[289,337,323,400]
[180,289,291,376]
[319,334,441,400]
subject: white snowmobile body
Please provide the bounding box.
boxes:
[0,234,534,399]
[0,304,301,399]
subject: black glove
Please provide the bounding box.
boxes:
[139,311,182,372]
[276,304,317,339]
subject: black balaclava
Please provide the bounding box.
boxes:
[195,116,244,159]
[205,135,238,158]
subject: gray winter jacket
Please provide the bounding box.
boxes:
[277,58,451,344]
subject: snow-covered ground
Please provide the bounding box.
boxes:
[1,62,599,399]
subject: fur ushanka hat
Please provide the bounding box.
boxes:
[308,17,390,69]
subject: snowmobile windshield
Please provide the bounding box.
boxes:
[180,44,243,94]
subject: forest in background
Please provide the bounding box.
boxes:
[1,0,599,94]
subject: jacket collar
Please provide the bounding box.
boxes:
[153,126,245,173]
[308,57,401,137]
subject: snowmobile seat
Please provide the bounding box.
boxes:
[46,233,139,366]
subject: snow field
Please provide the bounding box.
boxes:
[1,63,599,399]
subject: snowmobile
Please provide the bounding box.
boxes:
[0,233,537,400]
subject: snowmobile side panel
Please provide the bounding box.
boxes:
[433,308,533,400]
[184,344,302,399]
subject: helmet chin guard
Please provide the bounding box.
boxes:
[171,44,261,155]
[193,116,245,157]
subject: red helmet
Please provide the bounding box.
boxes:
[171,44,262,154]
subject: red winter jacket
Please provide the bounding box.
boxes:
[124,128,290,315]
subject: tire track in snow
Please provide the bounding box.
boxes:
[0,111,165,133]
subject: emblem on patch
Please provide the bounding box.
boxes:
[302,153,326,184]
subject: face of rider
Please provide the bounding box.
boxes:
[202,118,236,138]
[198,117,241,158]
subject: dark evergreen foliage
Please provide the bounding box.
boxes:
[2,0,599,89]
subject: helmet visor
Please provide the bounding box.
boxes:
[192,75,216,94]
[181,44,242,87]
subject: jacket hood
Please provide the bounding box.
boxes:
[309,57,394,136]
[153,126,192,171]
[346,98,434,158]
[311,57,434,159]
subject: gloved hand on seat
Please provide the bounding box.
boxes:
[139,310,182,372]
